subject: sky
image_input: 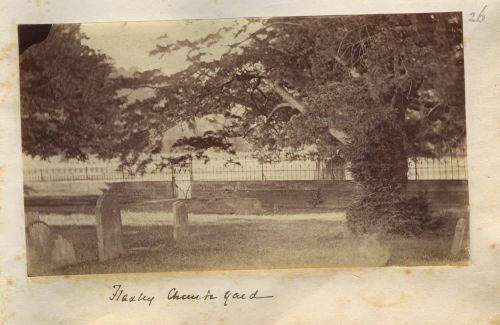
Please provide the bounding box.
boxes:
[80,18,259,76]
[77,19,262,155]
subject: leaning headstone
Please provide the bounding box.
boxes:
[51,234,77,268]
[25,210,41,226]
[451,218,466,257]
[234,198,263,215]
[96,193,123,261]
[172,200,189,241]
[356,234,392,267]
[26,221,52,271]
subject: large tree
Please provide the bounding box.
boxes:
[143,13,465,234]
[20,16,465,234]
[20,25,124,160]
[141,14,464,157]
[19,24,172,172]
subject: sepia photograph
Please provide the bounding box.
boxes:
[19,13,469,277]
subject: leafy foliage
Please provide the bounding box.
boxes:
[307,188,323,208]
[346,189,442,236]
[20,25,125,160]
[21,16,465,234]
[142,14,465,161]
[20,25,173,172]
[146,14,464,234]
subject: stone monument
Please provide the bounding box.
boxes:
[96,193,123,261]
[172,200,189,241]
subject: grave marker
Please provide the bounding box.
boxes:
[173,200,189,240]
[96,193,123,261]
[25,210,41,226]
[451,218,466,257]
[26,220,52,269]
[51,234,77,268]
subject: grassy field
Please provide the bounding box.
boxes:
[30,212,469,276]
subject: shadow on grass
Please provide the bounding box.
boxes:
[31,217,468,276]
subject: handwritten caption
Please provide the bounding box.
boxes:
[109,284,274,307]
[469,5,487,23]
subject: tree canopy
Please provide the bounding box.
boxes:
[20,14,465,167]
[20,24,170,170]
[143,13,465,163]
[143,13,465,234]
[20,25,125,160]
[20,14,466,234]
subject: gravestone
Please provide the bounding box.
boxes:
[51,234,77,268]
[26,210,41,226]
[356,234,392,267]
[234,198,263,215]
[172,200,189,241]
[451,218,466,257]
[26,220,52,270]
[96,193,123,261]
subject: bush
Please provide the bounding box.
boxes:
[343,113,437,236]
[346,189,440,236]
[307,188,323,208]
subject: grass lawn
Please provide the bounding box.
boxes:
[31,214,468,276]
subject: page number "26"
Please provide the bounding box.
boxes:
[469,5,487,23]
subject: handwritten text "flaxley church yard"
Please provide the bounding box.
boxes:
[109,285,274,307]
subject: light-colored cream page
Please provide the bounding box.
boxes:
[1,0,500,324]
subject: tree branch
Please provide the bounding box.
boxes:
[264,79,348,144]
[223,22,305,51]
[265,80,306,113]
[267,102,294,119]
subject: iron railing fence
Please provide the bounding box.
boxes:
[23,152,468,183]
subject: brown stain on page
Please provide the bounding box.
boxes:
[6,276,15,287]
[362,291,408,308]
[0,166,3,214]
[490,314,500,325]
[0,42,17,105]
[32,0,49,8]
[0,82,12,105]
[0,42,16,61]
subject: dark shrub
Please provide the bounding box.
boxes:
[308,188,323,208]
[343,112,439,236]
[346,189,441,236]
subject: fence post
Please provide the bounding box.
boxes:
[450,148,454,179]
[261,160,264,180]
[444,156,447,179]
[315,156,321,180]
[189,157,194,182]
[40,169,43,182]
[171,166,176,198]
[85,166,89,180]
[414,157,418,180]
